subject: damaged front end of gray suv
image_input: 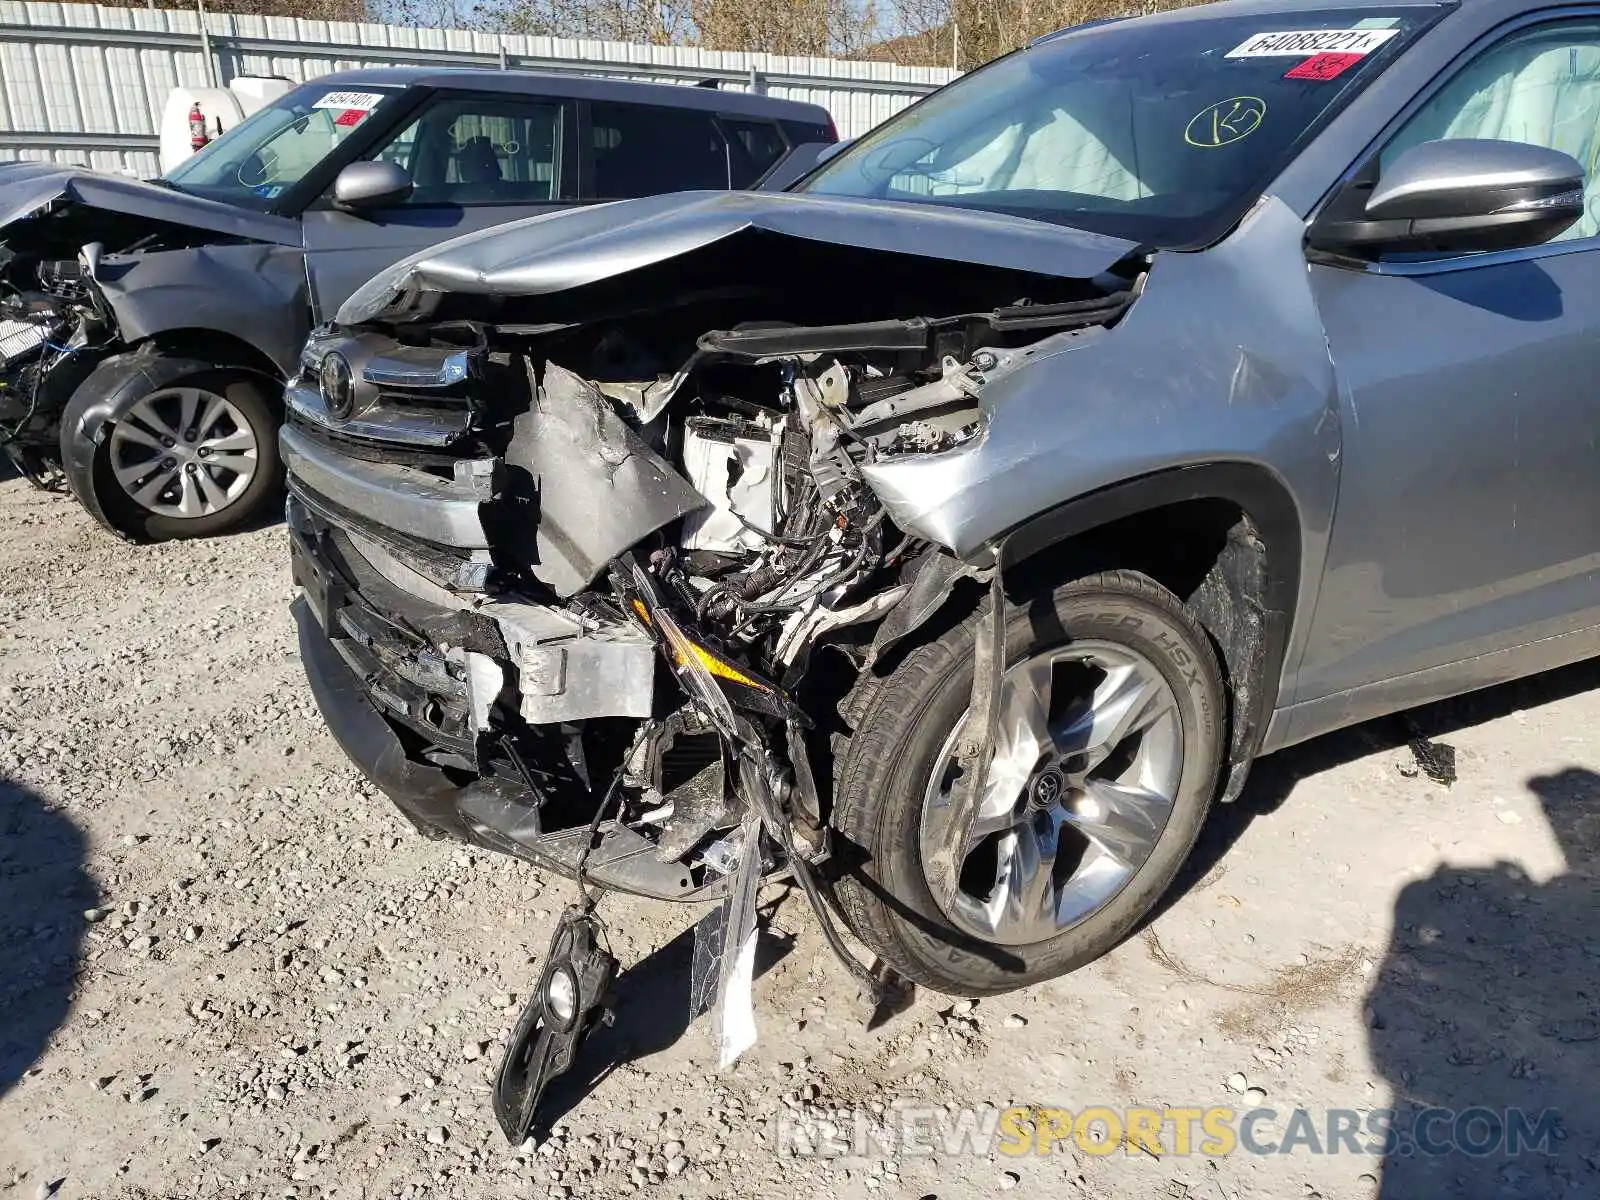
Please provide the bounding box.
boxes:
[285,187,1174,1134]
[289,2,1506,1141]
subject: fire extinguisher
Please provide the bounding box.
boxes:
[188,102,209,153]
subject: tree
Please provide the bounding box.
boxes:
[693,0,880,58]
[470,0,695,42]
[96,0,1213,65]
[875,0,1210,68]
[107,0,369,19]
[470,0,877,55]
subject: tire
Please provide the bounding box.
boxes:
[84,371,282,542]
[829,569,1225,996]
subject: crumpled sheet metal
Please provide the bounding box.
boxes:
[859,195,1342,564]
[335,189,1139,326]
[502,361,706,598]
[0,161,302,245]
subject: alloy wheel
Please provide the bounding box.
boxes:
[918,640,1184,947]
[108,387,260,520]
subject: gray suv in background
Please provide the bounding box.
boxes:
[0,69,834,539]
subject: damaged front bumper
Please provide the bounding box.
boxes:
[288,492,734,902]
[288,468,871,1145]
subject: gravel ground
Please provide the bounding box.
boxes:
[2,468,1597,1200]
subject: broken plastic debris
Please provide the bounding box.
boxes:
[1403,726,1457,787]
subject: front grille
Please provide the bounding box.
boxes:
[286,408,466,469]
[286,375,478,451]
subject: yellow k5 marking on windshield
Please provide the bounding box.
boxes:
[1185,97,1267,148]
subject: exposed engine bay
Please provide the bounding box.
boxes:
[285,217,1147,1141]
[289,267,1140,883]
[0,245,112,482]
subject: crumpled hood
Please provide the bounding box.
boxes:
[0,162,301,247]
[337,189,1141,326]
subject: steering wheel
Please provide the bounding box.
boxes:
[236,114,306,189]
[237,149,276,190]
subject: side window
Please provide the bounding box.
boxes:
[1381,22,1600,240]
[370,97,563,206]
[373,121,418,174]
[720,118,788,188]
[590,102,730,198]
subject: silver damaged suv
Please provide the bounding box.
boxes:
[285,0,1600,1134]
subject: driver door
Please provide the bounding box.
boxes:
[1295,17,1600,708]
[300,92,575,321]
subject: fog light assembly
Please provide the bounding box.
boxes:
[492,906,619,1144]
[543,964,579,1028]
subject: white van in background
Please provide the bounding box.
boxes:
[158,76,295,175]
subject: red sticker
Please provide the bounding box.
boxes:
[1285,51,1364,80]
[333,108,368,127]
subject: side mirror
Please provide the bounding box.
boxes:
[1308,138,1585,258]
[333,160,413,211]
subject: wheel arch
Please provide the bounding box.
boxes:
[999,462,1301,801]
[57,342,278,539]
[141,329,287,394]
[864,462,1301,803]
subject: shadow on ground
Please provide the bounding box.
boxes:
[1140,656,1600,1198]
[0,776,95,1097]
[1158,656,1600,920]
[1366,765,1600,1197]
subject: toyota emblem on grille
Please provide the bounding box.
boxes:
[320,352,355,419]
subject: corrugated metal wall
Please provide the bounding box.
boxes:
[0,2,955,177]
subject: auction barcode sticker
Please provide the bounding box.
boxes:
[1226,29,1399,58]
[312,91,387,111]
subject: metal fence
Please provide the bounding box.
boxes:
[0,2,955,177]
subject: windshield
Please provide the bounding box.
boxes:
[163,83,402,211]
[801,8,1441,248]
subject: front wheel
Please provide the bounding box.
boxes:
[86,372,282,541]
[829,570,1225,996]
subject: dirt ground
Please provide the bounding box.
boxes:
[2,468,1596,1200]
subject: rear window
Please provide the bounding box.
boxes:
[721,118,789,187]
[781,119,836,146]
[590,102,730,197]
